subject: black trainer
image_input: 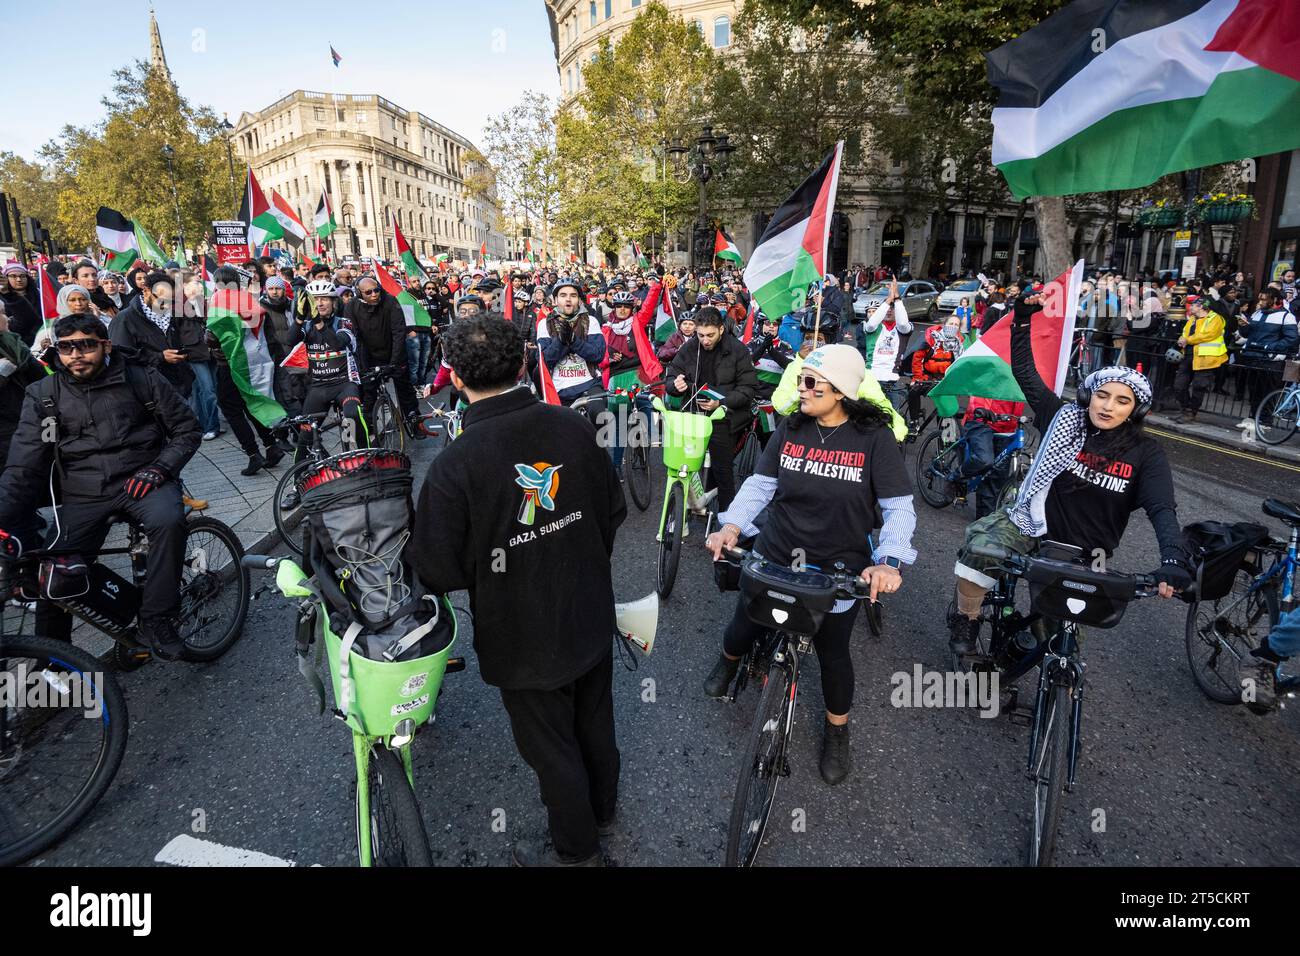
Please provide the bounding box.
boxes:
[949,616,980,658]
[820,720,851,785]
[138,616,184,662]
[596,813,617,838]
[281,489,301,511]
[511,839,602,867]
[264,443,286,467]
[240,453,266,477]
[703,654,741,698]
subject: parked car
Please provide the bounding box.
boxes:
[852,280,942,323]
[936,279,982,313]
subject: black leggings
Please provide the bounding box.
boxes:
[299,381,367,461]
[722,593,861,715]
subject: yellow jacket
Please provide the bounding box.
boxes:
[772,354,909,441]
[1181,313,1227,371]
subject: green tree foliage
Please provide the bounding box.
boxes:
[473,92,562,256]
[556,1,716,256]
[0,152,72,247]
[41,60,233,252]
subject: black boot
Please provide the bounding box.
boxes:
[137,616,184,662]
[511,839,602,867]
[820,719,851,785]
[949,616,980,658]
[263,443,286,467]
[240,453,266,477]
[703,654,741,698]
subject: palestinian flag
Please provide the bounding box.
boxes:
[393,216,428,283]
[95,206,135,253]
[37,263,59,322]
[279,341,308,370]
[200,255,217,296]
[270,190,308,247]
[714,227,743,266]
[172,240,186,266]
[239,167,284,252]
[988,0,1300,199]
[653,284,676,343]
[632,240,649,269]
[314,190,337,239]
[104,248,138,272]
[743,142,843,323]
[928,261,1083,418]
[372,264,432,328]
[524,238,536,264]
[207,288,286,427]
[534,344,561,405]
[479,240,487,266]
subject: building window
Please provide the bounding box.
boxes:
[381,177,387,195]
[355,110,366,123]
[567,68,573,92]
[631,0,640,6]
[337,109,345,122]
[589,1,596,26]
[361,211,368,227]
[714,16,730,47]
[604,0,611,18]
[314,107,325,121]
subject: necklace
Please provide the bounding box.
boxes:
[814,420,846,444]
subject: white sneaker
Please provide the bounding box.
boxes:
[202,431,218,441]
[1236,419,1253,429]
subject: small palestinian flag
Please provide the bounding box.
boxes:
[744,142,843,323]
[314,190,337,239]
[270,190,308,247]
[988,0,1300,198]
[279,341,309,370]
[524,238,536,264]
[239,167,284,253]
[714,227,743,266]
[207,288,286,427]
[534,343,561,405]
[372,264,432,328]
[633,240,649,269]
[393,216,428,283]
[104,248,138,272]
[929,261,1083,418]
[479,240,487,266]
[653,283,676,344]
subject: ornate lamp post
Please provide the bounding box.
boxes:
[161,143,186,263]
[667,124,735,271]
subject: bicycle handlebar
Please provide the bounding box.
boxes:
[241,554,280,571]
[720,546,874,601]
[968,543,1160,592]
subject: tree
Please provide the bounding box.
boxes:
[472,91,562,259]
[40,60,232,252]
[556,1,717,259]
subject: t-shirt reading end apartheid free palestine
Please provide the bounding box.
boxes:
[754,417,911,574]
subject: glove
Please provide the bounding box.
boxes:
[1155,560,1193,592]
[0,528,22,560]
[558,321,574,344]
[124,465,168,500]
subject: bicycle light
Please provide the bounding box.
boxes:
[390,718,416,749]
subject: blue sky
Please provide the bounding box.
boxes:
[2,0,560,159]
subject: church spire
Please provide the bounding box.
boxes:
[149,6,173,86]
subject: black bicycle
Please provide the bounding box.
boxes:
[359,364,408,453]
[272,411,344,558]
[713,547,874,867]
[960,541,1157,866]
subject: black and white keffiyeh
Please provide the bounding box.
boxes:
[140,300,171,334]
[1005,366,1152,536]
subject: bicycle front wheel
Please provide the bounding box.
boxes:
[1025,682,1070,867]
[1254,388,1298,446]
[626,412,653,511]
[273,460,312,559]
[915,430,960,508]
[657,482,684,599]
[178,516,250,662]
[358,745,433,867]
[726,654,793,867]
[0,636,129,866]
[1185,568,1279,704]
[372,390,406,452]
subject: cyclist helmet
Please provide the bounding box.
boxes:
[512,287,530,303]
[305,279,337,298]
[551,276,581,297]
[609,290,637,310]
[798,308,840,340]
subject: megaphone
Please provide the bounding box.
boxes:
[615,592,659,656]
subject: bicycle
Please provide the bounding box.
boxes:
[608,379,663,513]
[1253,375,1300,446]
[731,399,779,485]
[1065,326,1096,388]
[915,413,1032,511]
[897,379,944,447]
[272,411,343,558]
[711,547,873,867]
[418,403,463,451]
[959,540,1158,866]
[359,364,408,452]
[244,553,465,867]
[1184,498,1300,706]
[650,395,727,599]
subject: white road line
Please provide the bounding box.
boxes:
[155,834,310,867]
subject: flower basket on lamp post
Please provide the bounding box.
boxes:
[1137,206,1184,228]
[1195,200,1254,224]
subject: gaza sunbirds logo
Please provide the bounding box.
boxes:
[514,462,562,525]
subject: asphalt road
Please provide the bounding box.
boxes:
[30,418,1300,868]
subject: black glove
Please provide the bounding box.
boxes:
[0,528,22,560]
[124,465,168,500]
[1155,560,1193,592]
[558,320,574,344]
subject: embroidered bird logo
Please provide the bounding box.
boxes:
[514,462,562,525]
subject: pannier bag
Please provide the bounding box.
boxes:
[297,449,453,662]
[1024,557,1137,629]
[740,559,837,637]
[1182,520,1270,603]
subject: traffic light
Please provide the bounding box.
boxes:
[21,217,40,244]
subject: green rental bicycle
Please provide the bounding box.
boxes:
[245,554,463,867]
[651,396,727,599]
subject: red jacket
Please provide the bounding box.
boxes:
[964,396,1024,434]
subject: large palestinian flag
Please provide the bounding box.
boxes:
[238,167,283,252]
[928,261,1084,418]
[989,0,1300,199]
[270,190,308,247]
[314,189,337,239]
[714,227,743,266]
[743,142,843,323]
[372,264,432,328]
[392,216,428,283]
[206,288,286,427]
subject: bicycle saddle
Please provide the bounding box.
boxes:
[1262,498,1300,526]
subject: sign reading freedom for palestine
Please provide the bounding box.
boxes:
[213,220,249,265]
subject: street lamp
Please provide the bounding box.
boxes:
[161,143,186,264]
[668,124,735,270]
[219,114,237,212]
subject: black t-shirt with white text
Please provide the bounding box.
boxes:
[754,417,911,573]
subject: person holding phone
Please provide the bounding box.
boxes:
[109,271,196,402]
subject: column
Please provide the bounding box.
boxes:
[953,211,967,273]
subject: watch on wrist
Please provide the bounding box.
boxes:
[881,556,903,570]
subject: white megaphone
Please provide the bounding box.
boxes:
[615,592,659,656]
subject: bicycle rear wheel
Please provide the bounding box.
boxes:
[915,431,960,509]
[995,452,1032,512]
[734,431,760,484]
[0,636,129,866]
[656,482,684,599]
[358,745,433,867]
[726,654,793,867]
[1184,568,1279,704]
[626,412,653,511]
[1254,389,1298,446]
[273,460,312,559]
[1025,682,1070,867]
[178,517,250,662]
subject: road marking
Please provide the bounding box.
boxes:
[1147,428,1300,473]
[156,834,311,867]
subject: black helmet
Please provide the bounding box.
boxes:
[798,308,840,340]
[609,290,637,309]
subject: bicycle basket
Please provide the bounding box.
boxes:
[740,560,837,637]
[660,407,718,472]
[1182,520,1269,602]
[1023,558,1137,629]
[1283,359,1300,384]
[322,593,457,738]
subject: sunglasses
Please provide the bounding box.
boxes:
[56,338,105,356]
[799,375,831,394]
[360,287,381,296]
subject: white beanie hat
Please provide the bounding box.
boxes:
[803,344,866,398]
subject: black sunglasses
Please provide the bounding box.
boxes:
[799,375,831,394]
[56,338,105,356]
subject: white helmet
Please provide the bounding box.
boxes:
[305,279,337,298]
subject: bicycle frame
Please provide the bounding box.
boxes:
[931,425,1027,496]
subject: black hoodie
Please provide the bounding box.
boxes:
[344,286,406,368]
